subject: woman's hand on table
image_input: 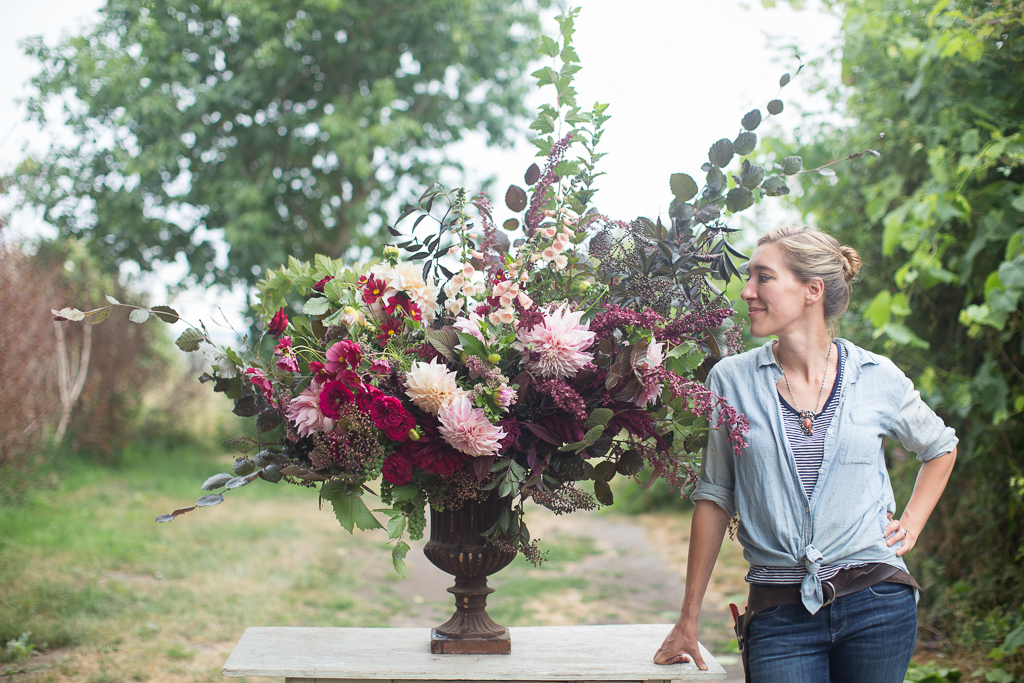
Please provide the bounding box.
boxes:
[654,620,707,670]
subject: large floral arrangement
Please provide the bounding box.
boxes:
[54,11,843,574]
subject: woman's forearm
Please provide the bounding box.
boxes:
[889,447,956,557]
[679,499,731,622]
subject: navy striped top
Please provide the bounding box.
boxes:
[746,342,865,585]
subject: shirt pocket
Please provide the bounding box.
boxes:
[839,408,886,465]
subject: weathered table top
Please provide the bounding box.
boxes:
[221,624,726,681]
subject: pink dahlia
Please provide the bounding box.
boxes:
[286,381,335,437]
[437,396,506,458]
[514,304,595,379]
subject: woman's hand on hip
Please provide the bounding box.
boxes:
[884,512,917,557]
[654,620,707,670]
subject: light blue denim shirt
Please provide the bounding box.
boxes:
[692,339,958,614]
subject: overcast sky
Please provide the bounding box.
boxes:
[0,0,841,328]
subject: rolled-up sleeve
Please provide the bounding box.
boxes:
[690,368,738,517]
[887,366,958,462]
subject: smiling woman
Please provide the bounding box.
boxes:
[655,226,959,683]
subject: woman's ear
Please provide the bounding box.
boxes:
[805,277,826,306]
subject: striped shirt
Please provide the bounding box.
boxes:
[747,342,865,585]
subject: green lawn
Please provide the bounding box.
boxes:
[0,444,700,682]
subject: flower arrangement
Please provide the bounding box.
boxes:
[54,10,840,575]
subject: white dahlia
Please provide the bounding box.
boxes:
[404,357,467,415]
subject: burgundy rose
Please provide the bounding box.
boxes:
[384,411,417,442]
[268,307,289,337]
[355,384,384,412]
[318,380,354,420]
[382,453,414,486]
[312,275,335,293]
[370,395,406,431]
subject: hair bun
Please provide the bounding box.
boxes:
[839,246,862,281]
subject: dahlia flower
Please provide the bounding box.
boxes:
[437,395,506,458]
[404,358,467,415]
[514,304,596,379]
[286,381,335,437]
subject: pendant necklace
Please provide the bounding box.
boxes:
[776,341,833,436]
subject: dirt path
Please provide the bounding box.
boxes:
[388,507,747,682]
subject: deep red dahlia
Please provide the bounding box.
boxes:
[402,422,465,477]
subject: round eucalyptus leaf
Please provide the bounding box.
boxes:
[260,463,284,483]
[767,99,784,116]
[505,184,528,212]
[196,494,224,507]
[741,109,762,131]
[502,218,520,232]
[780,73,791,87]
[524,163,541,186]
[781,156,803,175]
[708,138,735,168]
[733,131,757,156]
[232,458,256,476]
[700,162,714,173]
[201,473,233,491]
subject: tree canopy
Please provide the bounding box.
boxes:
[771,0,1024,666]
[16,0,547,289]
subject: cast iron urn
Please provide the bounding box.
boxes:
[422,490,516,654]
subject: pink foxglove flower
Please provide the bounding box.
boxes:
[286,381,335,437]
[631,340,666,408]
[514,304,596,379]
[452,313,486,342]
[437,395,506,458]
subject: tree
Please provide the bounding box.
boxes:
[16,0,547,289]
[769,0,1024,666]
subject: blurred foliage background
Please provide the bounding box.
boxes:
[4,0,1024,680]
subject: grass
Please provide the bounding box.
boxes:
[0,443,745,682]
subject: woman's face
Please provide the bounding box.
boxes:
[741,243,816,338]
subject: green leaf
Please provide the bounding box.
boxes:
[455,331,488,361]
[767,99,784,115]
[386,515,407,540]
[669,173,698,202]
[733,131,757,156]
[105,294,120,305]
[390,484,419,504]
[330,494,383,534]
[593,480,614,506]
[708,138,735,168]
[725,188,755,213]
[531,66,558,86]
[593,460,616,482]
[151,305,180,323]
[302,297,331,316]
[740,162,766,189]
[583,425,605,444]
[781,156,803,175]
[324,278,345,303]
[761,176,790,197]
[201,473,233,491]
[89,308,110,325]
[741,109,762,131]
[175,327,207,352]
[780,73,791,87]
[616,449,645,476]
[195,494,224,507]
[392,541,410,578]
[878,322,930,349]
[864,290,892,328]
[586,407,614,427]
[128,308,150,324]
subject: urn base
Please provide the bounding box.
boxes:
[430,628,511,655]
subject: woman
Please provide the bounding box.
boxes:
[654,226,957,683]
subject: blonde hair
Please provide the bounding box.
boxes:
[757,225,862,329]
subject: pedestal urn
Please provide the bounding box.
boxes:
[422,490,516,654]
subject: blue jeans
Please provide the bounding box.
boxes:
[746,582,918,683]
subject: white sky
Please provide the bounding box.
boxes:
[0,0,841,333]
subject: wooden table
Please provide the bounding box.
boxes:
[221,624,726,682]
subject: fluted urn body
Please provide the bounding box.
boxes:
[422,490,516,654]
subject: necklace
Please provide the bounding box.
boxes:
[776,341,833,436]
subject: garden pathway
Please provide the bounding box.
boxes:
[388,508,746,683]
